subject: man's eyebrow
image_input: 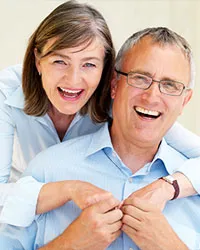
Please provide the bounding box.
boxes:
[133,69,180,82]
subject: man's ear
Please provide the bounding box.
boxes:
[183,89,193,107]
[179,89,193,115]
[34,48,41,74]
[111,72,118,99]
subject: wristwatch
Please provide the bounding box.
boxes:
[160,175,180,200]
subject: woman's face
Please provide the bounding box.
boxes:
[35,38,105,115]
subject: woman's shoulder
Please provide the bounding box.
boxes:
[0,64,22,97]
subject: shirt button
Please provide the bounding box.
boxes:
[128,177,133,183]
[129,248,133,250]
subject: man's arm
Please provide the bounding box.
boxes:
[128,172,196,211]
[121,197,189,250]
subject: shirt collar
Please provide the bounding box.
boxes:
[86,124,186,176]
[86,122,113,156]
[149,138,186,175]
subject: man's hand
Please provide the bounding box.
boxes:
[121,197,188,250]
[125,179,175,211]
[40,196,123,250]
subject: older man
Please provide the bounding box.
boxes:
[1,27,199,250]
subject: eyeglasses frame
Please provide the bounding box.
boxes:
[115,69,190,96]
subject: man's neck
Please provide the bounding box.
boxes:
[110,126,160,174]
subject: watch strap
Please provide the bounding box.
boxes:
[160,176,180,200]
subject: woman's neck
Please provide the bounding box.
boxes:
[48,106,75,141]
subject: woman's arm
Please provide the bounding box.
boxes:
[0,66,45,227]
[165,122,200,158]
[0,90,15,185]
[36,180,113,214]
[165,122,200,195]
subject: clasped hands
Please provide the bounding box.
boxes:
[60,180,187,250]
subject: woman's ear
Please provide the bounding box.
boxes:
[34,48,41,75]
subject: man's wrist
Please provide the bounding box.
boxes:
[160,175,180,200]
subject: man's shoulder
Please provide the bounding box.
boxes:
[41,122,108,160]
[32,132,95,163]
[26,123,109,180]
[167,143,188,161]
[161,141,188,174]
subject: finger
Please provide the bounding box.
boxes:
[111,229,122,241]
[122,213,141,230]
[117,200,124,209]
[107,220,122,233]
[121,204,144,221]
[92,196,120,214]
[103,208,123,224]
[122,224,137,239]
[123,197,157,212]
[83,192,113,208]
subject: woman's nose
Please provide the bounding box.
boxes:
[64,66,81,85]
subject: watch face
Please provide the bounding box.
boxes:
[164,175,174,184]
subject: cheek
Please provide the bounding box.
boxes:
[41,75,56,94]
[168,100,184,117]
[86,73,102,89]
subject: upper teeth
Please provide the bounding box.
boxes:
[135,107,160,116]
[60,87,81,94]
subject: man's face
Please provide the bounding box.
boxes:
[111,36,192,148]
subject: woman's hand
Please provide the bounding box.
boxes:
[68,180,113,209]
[37,180,113,214]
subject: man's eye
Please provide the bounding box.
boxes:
[133,75,149,84]
[163,81,178,90]
[83,63,96,68]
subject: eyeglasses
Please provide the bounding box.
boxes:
[115,69,190,96]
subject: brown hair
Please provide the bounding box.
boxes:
[23,0,115,122]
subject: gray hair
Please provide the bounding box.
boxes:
[115,27,195,88]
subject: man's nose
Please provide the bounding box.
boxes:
[141,81,161,99]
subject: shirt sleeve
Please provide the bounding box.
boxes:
[0,176,45,227]
[165,122,200,158]
[0,70,45,227]
[165,122,200,193]
[0,89,15,184]
[0,147,48,227]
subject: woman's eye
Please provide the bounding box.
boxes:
[83,63,96,68]
[54,60,66,65]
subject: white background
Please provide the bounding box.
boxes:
[0,0,200,134]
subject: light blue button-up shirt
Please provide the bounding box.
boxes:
[1,64,200,229]
[0,123,200,249]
